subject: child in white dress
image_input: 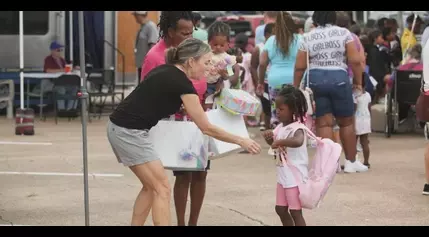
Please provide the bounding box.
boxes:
[355,78,372,168]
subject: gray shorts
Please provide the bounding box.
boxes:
[107,119,159,167]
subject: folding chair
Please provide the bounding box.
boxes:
[88,68,123,120]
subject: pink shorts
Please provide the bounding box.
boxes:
[276,183,302,210]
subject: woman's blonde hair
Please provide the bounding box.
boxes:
[165,38,211,65]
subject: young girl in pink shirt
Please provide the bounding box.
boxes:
[262,85,308,226]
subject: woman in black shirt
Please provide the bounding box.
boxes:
[107,38,261,226]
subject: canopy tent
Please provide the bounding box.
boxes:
[18,11,91,226]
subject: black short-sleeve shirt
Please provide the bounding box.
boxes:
[109,64,197,130]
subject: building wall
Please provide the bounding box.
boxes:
[116,11,159,85]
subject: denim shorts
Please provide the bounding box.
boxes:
[308,69,354,118]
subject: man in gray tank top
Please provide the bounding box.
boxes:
[133,11,159,84]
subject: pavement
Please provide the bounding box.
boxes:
[1,117,429,226]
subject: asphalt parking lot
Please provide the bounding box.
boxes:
[1,117,429,226]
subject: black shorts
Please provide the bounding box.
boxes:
[258,83,271,115]
[173,160,211,176]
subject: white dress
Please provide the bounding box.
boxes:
[355,92,372,135]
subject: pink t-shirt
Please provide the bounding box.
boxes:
[141,39,168,80]
[141,39,207,104]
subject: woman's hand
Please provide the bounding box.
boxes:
[256,83,265,96]
[239,138,262,154]
[383,74,391,82]
[182,94,261,155]
[353,84,363,94]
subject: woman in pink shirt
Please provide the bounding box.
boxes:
[141,11,208,226]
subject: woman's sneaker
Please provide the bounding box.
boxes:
[343,156,369,173]
[423,184,429,195]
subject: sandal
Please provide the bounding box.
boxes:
[363,163,371,169]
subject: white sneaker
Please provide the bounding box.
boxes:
[354,159,369,172]
[343,160,356,173]
[343,159,369,173]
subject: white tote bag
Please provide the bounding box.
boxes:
[149,118,209,171]
[206,108,250,159]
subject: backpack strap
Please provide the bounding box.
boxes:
[287,121,319,142]
[276,122,319,185]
